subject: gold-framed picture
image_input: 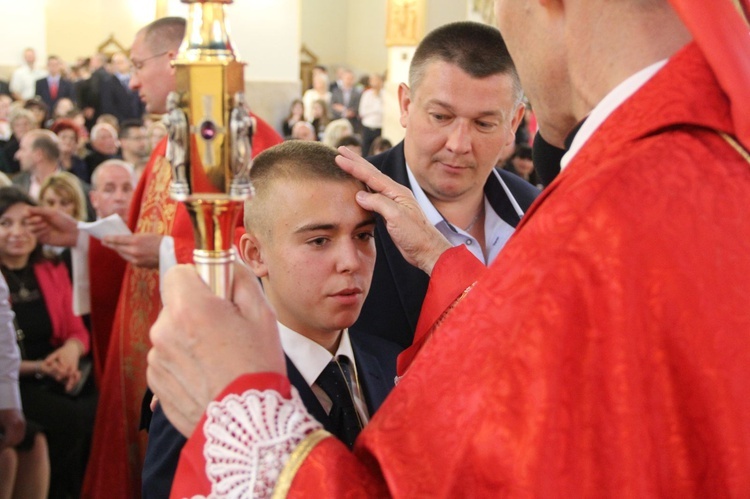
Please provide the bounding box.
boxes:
[386,0,426,47]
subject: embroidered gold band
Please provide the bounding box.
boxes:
[730,0,749,26]
[272,429,333,499]
[719,131,750,164]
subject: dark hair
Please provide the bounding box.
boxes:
[28,130,60,162]
[24,97,49,115]
[513,145,533,161]
[119,119,145,139]
[335,135,361,149]
[409,21,522,103]
[0,187,44,264]
[369,137,393,156]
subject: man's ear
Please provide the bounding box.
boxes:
[397,82,411,129]
[239,232,268,278]
[506,101,527,147]
[167,50,178,75]
[89,190,100,214]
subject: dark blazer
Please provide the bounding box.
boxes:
[141,333,400,499]
[330,86,362,128]
[353,141,540,349]
[0,80,10,97]
[35,77,76,112]
[98,74,145,124]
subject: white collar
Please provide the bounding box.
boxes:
[561,59,668,170]
[405,164,445,228]
[277,322,357,388]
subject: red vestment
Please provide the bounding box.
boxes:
[83,119,282,499]
[87,237,127,383]
[174,43,750,497]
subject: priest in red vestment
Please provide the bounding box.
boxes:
[80,17,282,499]
[147,0,750,497]
[79,160,134,383]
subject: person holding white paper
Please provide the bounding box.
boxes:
[27,159,135,382]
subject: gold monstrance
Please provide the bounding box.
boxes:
[165,0,253,299]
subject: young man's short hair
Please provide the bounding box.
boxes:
[244,141,363,236]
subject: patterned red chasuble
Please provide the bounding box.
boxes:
[84,118,283,499]
[87,236,127,384]
[173,42,750,498]
[83,142,177,499]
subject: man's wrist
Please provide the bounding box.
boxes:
[420,239,453,276]
[34,361,44,379]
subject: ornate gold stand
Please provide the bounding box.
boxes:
[164,0,254,299]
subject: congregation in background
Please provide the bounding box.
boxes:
[0,45,163,499]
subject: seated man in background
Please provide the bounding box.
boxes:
[142,140,401,497]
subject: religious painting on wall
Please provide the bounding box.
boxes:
[385,0,426,46]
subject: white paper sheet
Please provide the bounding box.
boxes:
[77,214,131,239]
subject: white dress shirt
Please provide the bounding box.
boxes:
[561,59,668,170]
[9,65,46,100]
[277,322,370,425]
[358,88,383,129]
[406,165,517,265]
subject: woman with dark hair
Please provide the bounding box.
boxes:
[281,98,304,138]
[504,145,541,188]
[49,119,87,181]
[0,187,96,499]
[311,99,331,140]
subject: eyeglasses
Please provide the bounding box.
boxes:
[130,52,169,73]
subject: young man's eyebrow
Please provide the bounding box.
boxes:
[295,223,336,233]
[294,217,376,234]
[355,217,377,229]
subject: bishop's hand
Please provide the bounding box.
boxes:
[147,262,286,437]
[336,146,452,276]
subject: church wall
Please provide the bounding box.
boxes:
[0,0,48,79]
[300,0,348,72]
[45,0,155,61]
[345,1,388,75]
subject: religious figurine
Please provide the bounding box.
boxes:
[164,91,189,198]
[230,92,254,189]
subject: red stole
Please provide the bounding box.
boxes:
[87,236,127,384]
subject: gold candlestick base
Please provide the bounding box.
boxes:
[184,196,246,299]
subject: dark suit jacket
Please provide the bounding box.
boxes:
[98,74,145,124]
[330,86,362,128]
[35,77,76,112]
[0,80,10,97]
[354,141,540,349]
[77,67,109,129]
[141,333,400,499]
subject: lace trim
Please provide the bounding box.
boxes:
[193,387,323,499]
